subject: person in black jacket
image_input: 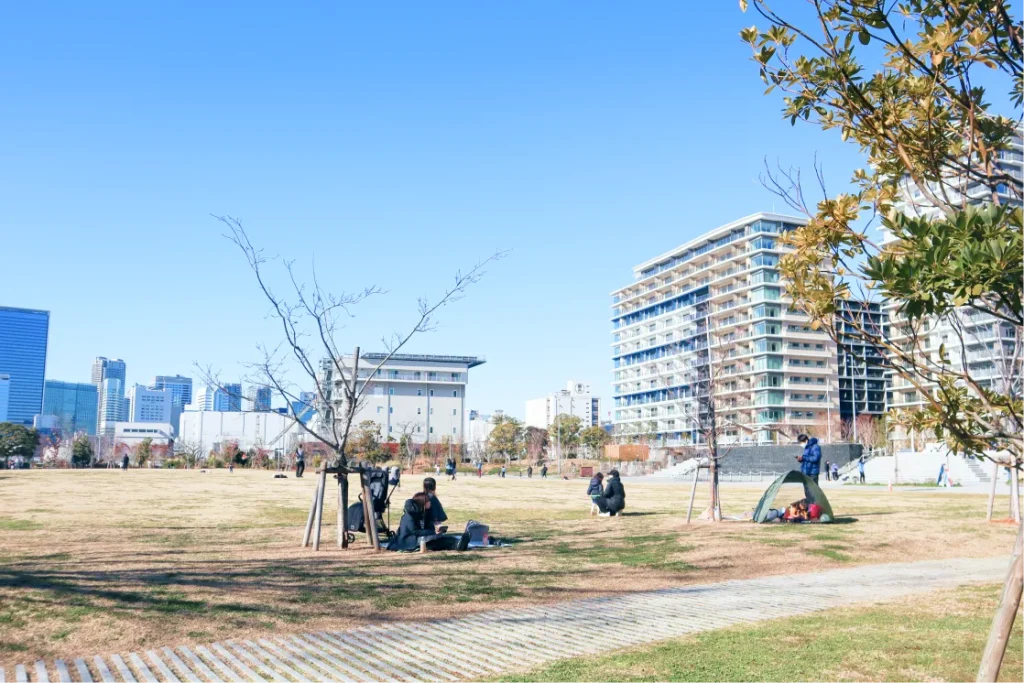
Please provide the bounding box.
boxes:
[594,469,625,516]
[422,477,447,531]
[387,492,435,551]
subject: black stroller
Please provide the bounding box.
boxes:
[344,467,399,545]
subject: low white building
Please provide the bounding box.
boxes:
[179,410,304,456]
[525,381,601,430]
[467,409,504,459]
[114,422,175,448]
[319,352,485,444]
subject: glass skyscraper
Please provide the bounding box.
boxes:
[0,306,50,426]
[41,380,99,436]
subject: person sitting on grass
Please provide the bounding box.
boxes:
[387,492,436,551]
[422,477,447,531]
[594,469,625,517]
[784,500,809,522]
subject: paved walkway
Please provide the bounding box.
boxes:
[1,556,1009,683]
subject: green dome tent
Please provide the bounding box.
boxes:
[752,470,834,523]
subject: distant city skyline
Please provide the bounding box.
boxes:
[0,2,876,421]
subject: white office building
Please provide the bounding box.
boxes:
[126,384,173,425]
[317,353,484,444]
[611,213,840,447]
[467,409,504,458]
[525,381,601,430]
[179,410,304,456]
[114,422,174,449]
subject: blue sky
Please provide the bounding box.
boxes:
[0,1,866,420]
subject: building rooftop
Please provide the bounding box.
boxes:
[361,353,486,368]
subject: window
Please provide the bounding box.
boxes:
[376,406,382,414]
[417,408,421,415]
[429,389,434,396]
[452,408,457,416]
[453,390,458,397]
[388,388,394,396]
[417,389,422,396]
[389,407,393,414]
[430,408,434,415]
[388,426,393,433]
[453,427,457,434]
[429,427,434,434]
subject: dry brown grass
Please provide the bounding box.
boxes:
[0,469,1017,666]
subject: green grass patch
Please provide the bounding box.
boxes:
[553,534,696,573]
[0,517,43,531]
[807,547,854,562]
[495,584,1023,682]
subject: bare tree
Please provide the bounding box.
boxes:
[200,215,504,549]
[175,438,206,469]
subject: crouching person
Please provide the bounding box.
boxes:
[594,469,626,517]
[388,492,436,551]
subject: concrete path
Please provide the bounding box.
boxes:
[1,556,1009,683]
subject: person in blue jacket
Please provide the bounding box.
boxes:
[796,434,822,484]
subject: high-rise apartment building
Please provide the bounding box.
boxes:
[884,125,1022,450]
[611,213,839,447]
[834,301,888,421]
[525,381,601,430]
[126,384,172,424]
[41,380,99,436]
[245,384,272,412]
[0,306,50,425]
[318,353,483,443]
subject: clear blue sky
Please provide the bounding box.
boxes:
[0,1,865,420]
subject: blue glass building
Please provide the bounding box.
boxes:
[42,380,99,436]
[0,306,50,426]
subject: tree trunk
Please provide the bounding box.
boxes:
[301,475,320,548]
[976,520,1023,682]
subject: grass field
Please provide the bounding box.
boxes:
[0,469,1019,672]
[496,584,1024,682]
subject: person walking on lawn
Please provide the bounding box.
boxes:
[824,459,832,481]
[295,445,305,478]
[540,463,548,479]
[858,456,866,484]
[796,434,821,485]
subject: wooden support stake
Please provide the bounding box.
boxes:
[301,474,321,548]
[312,467,328,551]
[987,460,999,522]
[1012,458,1022,524]
[976,521,1023,682]
[361,480,380,551]
[685,466,700,524]
[342,475,350,548]
[340,474,349,549]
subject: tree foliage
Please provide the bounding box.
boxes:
[135,438,153,467]
[580,425,611,455]
[548,413,583,455]
[72,436,93,468]
[487,415,524,461]
[742,0,1023,459]
[0,423,39,465]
